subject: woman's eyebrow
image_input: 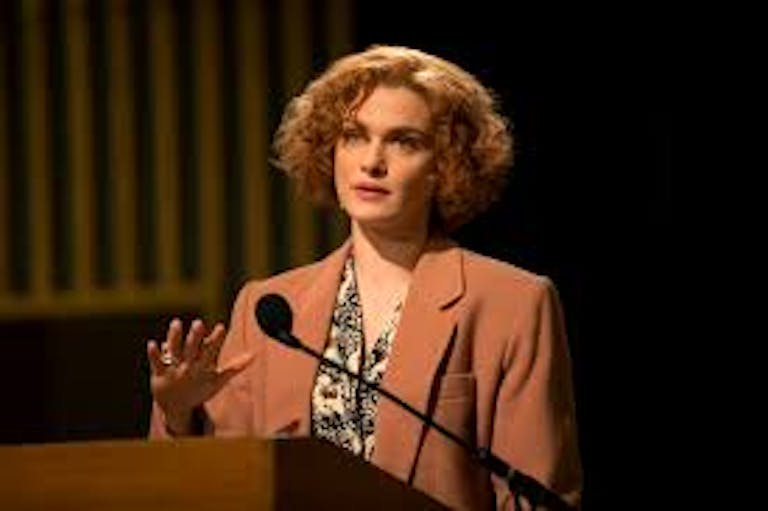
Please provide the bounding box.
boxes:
[387,127,430,138]
[341,120,366,131]
[342,120,429,138]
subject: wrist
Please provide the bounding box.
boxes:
[163,407,194,436]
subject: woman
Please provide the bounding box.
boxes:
[148,45,582,509]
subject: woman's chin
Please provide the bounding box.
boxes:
[349,214,396,231]
[349,216,429,239]
[345,205,395,225]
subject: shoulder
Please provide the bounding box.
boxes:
[231,241,349,312]
[234,258,330,306]
[455,247,564,338]
[459,247,555,299]
[257,259,328,291]
[455,248,568,368]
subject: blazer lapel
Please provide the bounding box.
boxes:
[263,240,351,437]
[371,239,465,482]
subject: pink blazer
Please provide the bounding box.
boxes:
[150,239,582,509]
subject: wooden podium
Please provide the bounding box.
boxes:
[0,437,447,510]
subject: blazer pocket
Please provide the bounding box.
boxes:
[433,373,477,443]
[436,373,476,401]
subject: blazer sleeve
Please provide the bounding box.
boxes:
[148,281,260,439]
[490,277,582,509]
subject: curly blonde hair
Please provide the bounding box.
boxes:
[273,45,513,232]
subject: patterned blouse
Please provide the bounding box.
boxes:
[311,256,403,461]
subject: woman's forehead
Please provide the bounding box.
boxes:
[345,85,433,130]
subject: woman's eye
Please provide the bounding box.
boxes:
[341,130,362,143]
[394,137,421,150]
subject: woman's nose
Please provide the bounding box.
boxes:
[360,142,386,177]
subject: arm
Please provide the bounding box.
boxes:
[491,278,582,509]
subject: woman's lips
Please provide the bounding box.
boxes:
[353,184,390,200]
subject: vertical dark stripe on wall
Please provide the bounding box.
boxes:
[89,0,113,287]
[0,7,4,291]
[49,0,72,290]
[130,0,156,284]
[219,1,243,301]
[309,0,328,75]
[6,0,29,292]
[265,0,288,273]
[0,6,6,292]
[309,0,333,255]
[175,0,199,282]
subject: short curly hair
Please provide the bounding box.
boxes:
[273,45,513,232]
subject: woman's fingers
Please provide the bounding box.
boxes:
[216,351,256,385]
[165,318,184,362]
[148,322,251,415]
[199,323,227,368]
[147,340,166,376]
[149,320,239,404]
[183,319,207,361]
[152,319,227,375]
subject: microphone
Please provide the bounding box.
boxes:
[254,293,299,348]
[255,293,575,511]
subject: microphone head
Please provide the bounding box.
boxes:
[255,293,293,339]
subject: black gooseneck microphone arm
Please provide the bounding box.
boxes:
[255,293,575,511]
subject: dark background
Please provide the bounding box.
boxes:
[356,4,672,508]
[1,2,672,509]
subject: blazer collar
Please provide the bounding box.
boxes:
[264,240,351,437]
[264,237,467,485]
[295,239,353,357]
[371,238,466,481]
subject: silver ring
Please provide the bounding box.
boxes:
[160,347,179,367]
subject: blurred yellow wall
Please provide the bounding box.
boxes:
[0,0,352,322]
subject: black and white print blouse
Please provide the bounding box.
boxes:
[311,256,402,461]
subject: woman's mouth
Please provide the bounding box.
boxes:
[353,184,390,200]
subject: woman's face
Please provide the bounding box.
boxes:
[334,85,436,236]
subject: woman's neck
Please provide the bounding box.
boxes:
[350,222,428,281]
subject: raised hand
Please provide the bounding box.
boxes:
[147,318,254,435]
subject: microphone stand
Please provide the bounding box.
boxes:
[272,329,576,511]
